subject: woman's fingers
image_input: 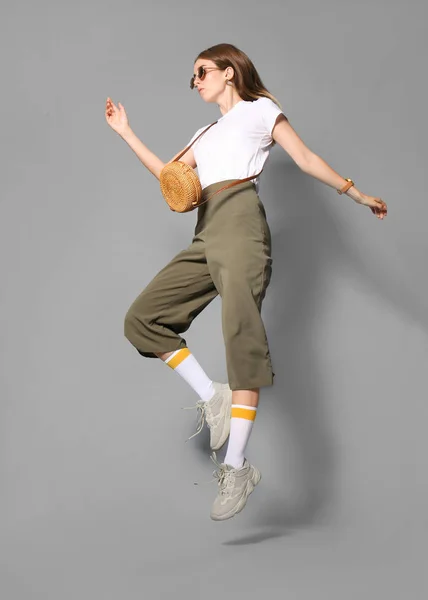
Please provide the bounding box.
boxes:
[106,98,119,122]
[371,198,387,219]
[106,98,125,120]
[105,98,129,135]
[371,197,387,212]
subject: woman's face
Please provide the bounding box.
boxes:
[191,58,228,102]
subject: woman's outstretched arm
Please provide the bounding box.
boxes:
[105,97,197,178]
[105,97,165,179]
[121,128,165,180]
[272,115,387,219]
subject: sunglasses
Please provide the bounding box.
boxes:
[190,66,223,89]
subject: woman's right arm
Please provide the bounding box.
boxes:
[105,97,165,179]
[120,128,165,180]
[105,97,196,180]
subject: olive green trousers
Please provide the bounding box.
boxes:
[124,180,275,390]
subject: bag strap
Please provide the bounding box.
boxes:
[194,169,264,209]
[173,121,218,162]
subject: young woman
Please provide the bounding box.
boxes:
[105,43,387,522]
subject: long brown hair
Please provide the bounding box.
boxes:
[194,43,283,110]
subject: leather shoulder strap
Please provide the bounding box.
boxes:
[195,169,264,209]
[173,121,218,163]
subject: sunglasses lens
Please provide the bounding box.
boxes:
[190,67,209,89]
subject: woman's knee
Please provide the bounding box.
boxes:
[124,298,152,343]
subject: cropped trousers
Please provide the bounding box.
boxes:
[124,179,275,391]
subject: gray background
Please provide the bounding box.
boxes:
[1,0,427,598]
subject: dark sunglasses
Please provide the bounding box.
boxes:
[190,66,223,89]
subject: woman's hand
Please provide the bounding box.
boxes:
[105,97,131,137]
[353,193,388,220]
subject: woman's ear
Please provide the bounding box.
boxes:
[225,66,234,83]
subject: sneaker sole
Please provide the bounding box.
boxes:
[210,467,261,521]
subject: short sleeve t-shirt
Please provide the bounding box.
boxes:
[187,97,285,194]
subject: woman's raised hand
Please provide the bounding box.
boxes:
[105,97,130,136]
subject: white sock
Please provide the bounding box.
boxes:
[164,348,215,401]
[224,405,257,469]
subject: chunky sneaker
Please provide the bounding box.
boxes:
[183,382,232,450]
[209,452,261,521]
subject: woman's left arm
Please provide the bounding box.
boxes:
[272,115,387,219]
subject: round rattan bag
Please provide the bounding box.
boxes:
[160,160,204,213]
[159,122,217,213]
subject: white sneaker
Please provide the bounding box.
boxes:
[183,382,232,450]
[209,452,261,521]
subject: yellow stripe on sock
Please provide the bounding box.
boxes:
[231,406,257,421]
[166,348,191,369]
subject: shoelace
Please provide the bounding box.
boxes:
[181,399,212,442]
[194,452,235,496]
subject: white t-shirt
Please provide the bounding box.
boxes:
[187,97,285,194]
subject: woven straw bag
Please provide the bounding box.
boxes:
[159,121,263,213]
